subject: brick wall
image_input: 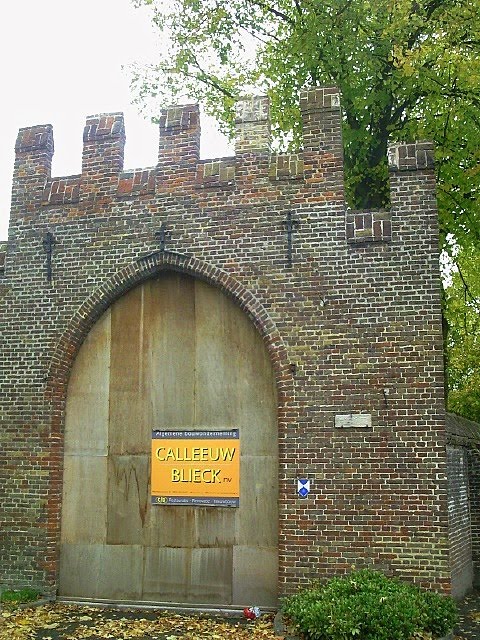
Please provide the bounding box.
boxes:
[446,412,479,592]
[0,87,452,598]
[469,451,480,587]
[446,445,473,597]
[0,241,6,277]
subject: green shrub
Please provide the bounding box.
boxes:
[0,588,41,604]
[282,569,458,640]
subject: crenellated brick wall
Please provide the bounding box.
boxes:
[0,87,459,600]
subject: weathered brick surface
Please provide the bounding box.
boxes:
[346,209,392,243]
[0,87,453,598]
[446,412,480,591]
[388,141,435,172]
[469,451,480,587]
[0,241,6,275]
[446,445,473,597]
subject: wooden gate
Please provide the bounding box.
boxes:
[58,272,278,605]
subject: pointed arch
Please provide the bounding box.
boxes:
[43,251,293,590]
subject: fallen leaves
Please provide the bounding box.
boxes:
[0,604,279,640]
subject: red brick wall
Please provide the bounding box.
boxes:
[446,445,473,597]
[0,87,452,598]
[469,451,480,587]
[446,412,478,595]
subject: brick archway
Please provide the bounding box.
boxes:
[44,251,293,593]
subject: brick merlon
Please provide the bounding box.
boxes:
[15,124,54,154]
[388,141,435,172]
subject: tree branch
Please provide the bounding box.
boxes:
[246,0,296,26]
[456,261,480,313]
[185,56,237,99]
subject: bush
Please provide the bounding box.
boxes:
[282,570,458,640]
[0,588,41,604]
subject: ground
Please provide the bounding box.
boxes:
[454,590,480,639]
[1,592,480,640]
[0,604,277,640]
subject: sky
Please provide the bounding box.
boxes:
[0,1,231,240]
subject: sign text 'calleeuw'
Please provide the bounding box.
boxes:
[151,430,240,507]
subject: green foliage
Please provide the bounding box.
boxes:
[0,587,41,604]
[444,246,480,423]
[282,570,458,640]
[131,0,480,416]
[131,0,480,207]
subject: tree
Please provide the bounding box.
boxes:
[131,0,480,420]
[444,246,480,422]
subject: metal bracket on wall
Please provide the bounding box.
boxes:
[283,211,298,268]
[155,223,171,253]
[42,231,56,283]
[137,224,186,267]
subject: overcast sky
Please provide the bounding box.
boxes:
[0,1,230,240]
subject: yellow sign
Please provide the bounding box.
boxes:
[151,429,240,507]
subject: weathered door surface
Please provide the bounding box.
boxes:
[59,272,278,605]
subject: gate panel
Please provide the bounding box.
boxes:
[59,272,278,605]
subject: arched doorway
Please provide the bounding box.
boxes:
[58,272,278,606]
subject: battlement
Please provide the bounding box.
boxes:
[9,87,435,232]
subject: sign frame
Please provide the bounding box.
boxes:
[151,429,240,507]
